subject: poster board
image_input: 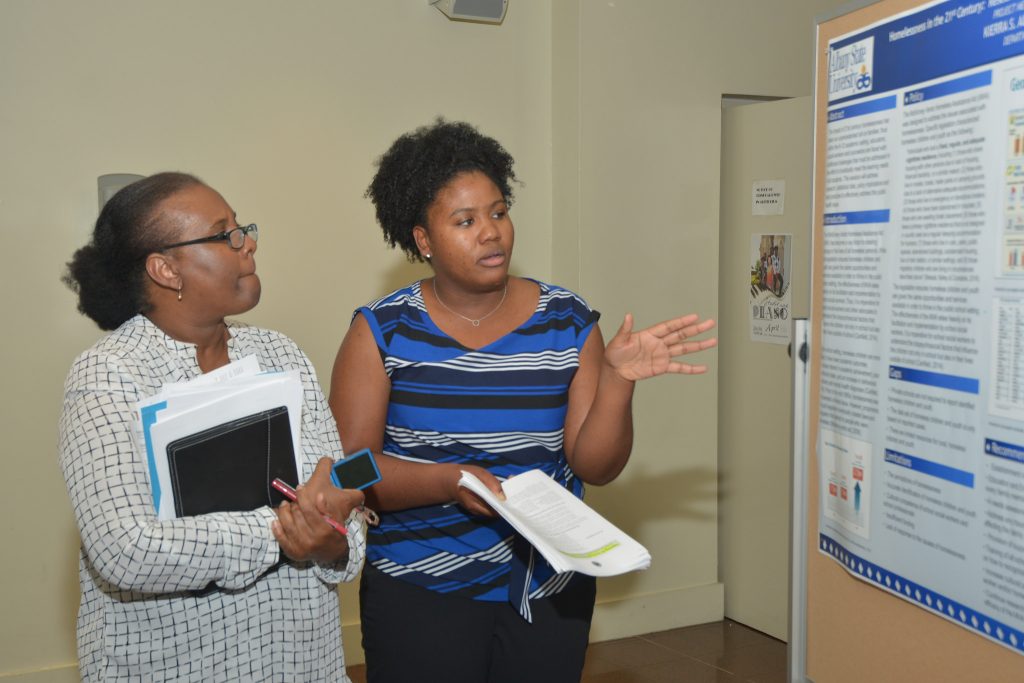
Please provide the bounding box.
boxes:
[808,1,1024,680]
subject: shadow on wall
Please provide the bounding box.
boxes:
[607,466,719,523]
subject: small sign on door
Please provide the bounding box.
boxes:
[752,179,785,215]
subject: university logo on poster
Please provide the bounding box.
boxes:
[829,36,874,101]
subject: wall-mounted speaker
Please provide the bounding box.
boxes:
[429,0,507,24]
[97,173,144,209]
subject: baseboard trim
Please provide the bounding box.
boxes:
[0,663,78,682]
[590,581,726,642]
[342,622,365,666]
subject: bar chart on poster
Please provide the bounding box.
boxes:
[804,1,1024,680]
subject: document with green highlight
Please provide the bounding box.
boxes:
[459,468,651,577]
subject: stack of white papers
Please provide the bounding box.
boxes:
[459,469,651,577]
[135,355,303,520]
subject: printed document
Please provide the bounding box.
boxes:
[459,469,651,577]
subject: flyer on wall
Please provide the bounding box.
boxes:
[750,233,793,344]
[819,0,1024,653]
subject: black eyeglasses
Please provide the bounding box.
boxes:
[159,224,258,251]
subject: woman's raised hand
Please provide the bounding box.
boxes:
[604,313,718,382]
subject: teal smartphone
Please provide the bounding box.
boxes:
[330,448,382,490]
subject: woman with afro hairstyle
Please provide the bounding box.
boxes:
[60,172,367,681]
[330,120,717,682]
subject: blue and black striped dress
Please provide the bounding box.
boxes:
[357,279,600,612]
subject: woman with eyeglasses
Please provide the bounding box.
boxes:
[59,172,365,682]
[329,120,718,683]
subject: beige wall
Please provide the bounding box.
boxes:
[0,1,842,679]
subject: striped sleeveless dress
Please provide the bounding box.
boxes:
[357,279,600,614]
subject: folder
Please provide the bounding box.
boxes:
[135,357,305,520]
[166,405,299,517]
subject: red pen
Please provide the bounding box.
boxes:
[272,478,348,536]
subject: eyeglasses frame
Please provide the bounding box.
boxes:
[158,223,258,251]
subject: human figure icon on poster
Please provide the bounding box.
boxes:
[771,246,784,297]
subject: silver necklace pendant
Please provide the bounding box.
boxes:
[432,278,508,326]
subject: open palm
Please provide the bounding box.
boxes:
[604,313,718,381]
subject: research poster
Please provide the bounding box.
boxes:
[818,0,1024,653]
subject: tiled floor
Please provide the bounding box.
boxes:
[347,618,787,682]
